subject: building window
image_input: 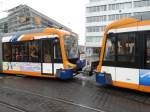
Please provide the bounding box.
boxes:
[86,36,102,43]
[94,36,101,42]
[108,15,116,21]
[134,0,150,8]
[86,26,105,32]
[108,13,131,21]
[86,5,107,13]
[133,11,150,16]
[4,23,8,33]
[109,2,132,10]
[109,4,116,10]
[93,47,100,54]
[86,37,93,42]
[86,15,107,23]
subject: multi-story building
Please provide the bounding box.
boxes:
[85,0,150,57]
[0,4,71,35]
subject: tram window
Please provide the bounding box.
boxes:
[43,40,51,63]
[29,41,40,62]
[3,43,12,61]
[146,37,150,66]
[43,39,62,63]
[117,33,135,62]
[104,36,115,61]
[12,42,28,62]
[54,40,62,62]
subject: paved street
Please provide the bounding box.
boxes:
[0,74,149,112]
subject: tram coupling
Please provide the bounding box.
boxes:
[55,59,86,80]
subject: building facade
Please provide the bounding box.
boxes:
[0,4,71,35]
[85,0,150,56]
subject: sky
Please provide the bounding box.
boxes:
[0,0,89,45]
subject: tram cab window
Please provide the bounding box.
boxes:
[3,43,12,61]
[117,33,135,62]
[64,35,79,59]
[104,34,115,62]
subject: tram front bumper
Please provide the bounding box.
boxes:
[96,72,112,85]
[96,73,106,85]
[56,69,73,80]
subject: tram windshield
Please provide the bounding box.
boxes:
[104,36,115,61]
[64,35,79,59]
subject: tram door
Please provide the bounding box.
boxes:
[115,33,139,88]
[139,32,150,86]
[41,38,55,75]
[41,38,63,75]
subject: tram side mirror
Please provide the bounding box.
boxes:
[107,33,116,43]
[108,33,115,38]
[78,50,81,59]
[54,38,59,44]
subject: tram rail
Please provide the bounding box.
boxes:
[0,86,105,112]
[0,101,29,112]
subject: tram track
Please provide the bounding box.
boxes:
[0,76,150,112]
[98,86,150,106]
[0,86,105,112]
[1,84,150,112]
[0,100,29,112]
[74,77,150,105]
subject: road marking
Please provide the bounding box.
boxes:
[1,86,106,112]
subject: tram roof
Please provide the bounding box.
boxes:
[2,27,76,42]
[106,12,150,32]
